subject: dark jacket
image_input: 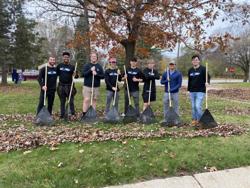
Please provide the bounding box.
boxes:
[161,70,182,93]
[82,62,104,87]
[123,67,143,92]
[187,65,210,93]
[56,63,77,85]
[105,68,122,91]
[142,68,160,93]
[38,66,57,91]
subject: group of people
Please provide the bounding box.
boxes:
[37,51,209,126]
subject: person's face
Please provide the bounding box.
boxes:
[130,61,137,68]
[63,55,70,64]
[91,53,98,63]
[169,64,175,70]
[48,57,56,66]
[109,58,117,68]
[148,62,155,69]
[192,57,200,67]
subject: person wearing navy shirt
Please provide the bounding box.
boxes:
[57,51,78,118]
[188,54,210,126]
[104,57,122,114]
[142,59,160,111]
[37,57,57,115]
[81,52,104,118]
[161,62,182,119]
[122,57,143,116]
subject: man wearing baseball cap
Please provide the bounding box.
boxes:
[161,61,182,121]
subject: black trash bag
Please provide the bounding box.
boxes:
[161,107,180,127]
[104,106,121,123]
[123,105,137,124]
[199,109,217,129]
[35,107,53,126]
[80,105,97,123]
[140,106,156,124]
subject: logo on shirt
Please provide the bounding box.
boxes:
[109,72,118,76]
[128,71,138,75]
[60,67,71,72]
[190,72,200,77]
[48,71,57,75]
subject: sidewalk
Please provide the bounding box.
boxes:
[105,166,250,188]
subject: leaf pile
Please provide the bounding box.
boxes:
[209,89,250,101]
[0,124,245,152]
[225,107,250,115]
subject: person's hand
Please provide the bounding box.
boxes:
[123,75,127,80]
[205,83,210,88]
[42,86,47,91]
[132,77,137,82]
[93,71,97,75]
[112,87,117,91]
[91,66,96,71]
[117,69,121,75]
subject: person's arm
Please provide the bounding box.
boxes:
[170,72,182,92]
[187,69,191,91]
[160,72,167,84]
[82,64,92,77]
[37,67,45,87]
[154,70,160,80]
[96,64,105,79]
[104,70,113,89]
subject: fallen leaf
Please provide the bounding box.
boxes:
[23,150,32,155]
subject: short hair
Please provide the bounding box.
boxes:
[191,54,200,60]
[62,51,70,56]
[91,52,98,59]
[130,57,137,62]
[147,59,155,64]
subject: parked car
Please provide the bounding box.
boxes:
[23,69,39,81]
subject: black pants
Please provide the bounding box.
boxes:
[37,90,55,115]
[57,84,77,117]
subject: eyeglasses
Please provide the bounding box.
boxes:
[110,61,117,64]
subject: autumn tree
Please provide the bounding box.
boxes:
[35,0,250,66]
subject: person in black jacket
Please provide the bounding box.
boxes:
[142,59,160,111]
[37,57,57,115]
[57,51,78,119]
[82,52,104,117]
[122,57,143,116]
[104,57,122,114]
[188,54,210,126]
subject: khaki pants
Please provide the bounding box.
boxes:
[82,86,100,99]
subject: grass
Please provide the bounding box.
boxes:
[0,81,250,188]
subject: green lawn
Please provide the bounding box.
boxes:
[0,81,250,188]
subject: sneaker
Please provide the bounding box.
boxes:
[191,120,199,126]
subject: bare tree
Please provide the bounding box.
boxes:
[224,32,250,82]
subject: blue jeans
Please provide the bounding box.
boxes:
[190,92,205,120]
[163,92,179,118]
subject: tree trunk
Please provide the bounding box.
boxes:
[1,62,8,85]
[121,40,136,67]
[243,71,249,82]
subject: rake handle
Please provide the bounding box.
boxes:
[91,72,95,106]
[206,62,208,109]
[43,63,48,106]
[124,65,132,105]
[148,69,154,105]
[68,62,78,104]
[113,69,119,106]
[167,68,172,107]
